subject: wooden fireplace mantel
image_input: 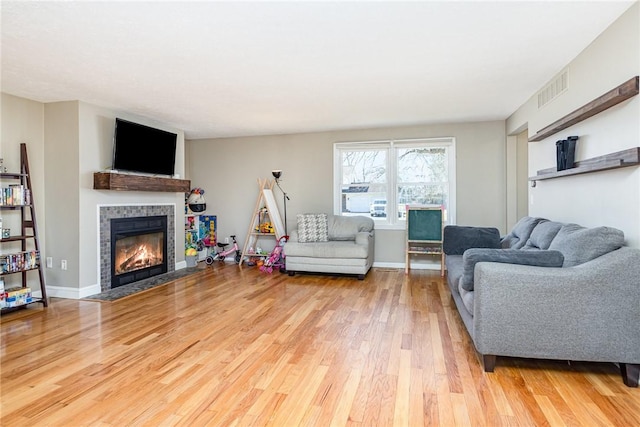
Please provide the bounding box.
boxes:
[93,172,190,193]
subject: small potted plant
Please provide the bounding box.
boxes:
[185,244,199,267]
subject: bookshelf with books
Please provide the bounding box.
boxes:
[0,143,47,312]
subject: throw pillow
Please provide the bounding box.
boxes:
[500,216,545,249]
[522,220,563,250]
[548,224,624,267]
[442,225,501,255]
[460,248,565,291]
[297,214,329,243]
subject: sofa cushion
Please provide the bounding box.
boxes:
[501,216,545,249]
[522,220,563,250]
[443,226,501,255]
[548,224,624,267]
[296,213,329,243]
[458,282,474,316]
[284,240,369,259]
[444,254,464,295]
[460,248,565,291]
[327,215,374,240]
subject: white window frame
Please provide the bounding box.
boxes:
[333,137,456,230]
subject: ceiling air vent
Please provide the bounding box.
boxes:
[537,69,568,109]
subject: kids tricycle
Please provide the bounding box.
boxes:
[205,234,242,264]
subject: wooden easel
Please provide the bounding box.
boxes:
[239,179,285,266]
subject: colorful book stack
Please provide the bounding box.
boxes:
[0,250,40,274]
[0,185,31,206]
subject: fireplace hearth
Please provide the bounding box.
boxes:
[110,215,168,288]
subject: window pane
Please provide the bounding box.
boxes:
[397,184,448,219]
[340,149,387,217]
[397,147,447,183]
[396,146,449,221]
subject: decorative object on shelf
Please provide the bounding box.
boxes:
[272,170,291,235]
[1,228,9,239]
[556,135,578,171]
[187,187,206,212]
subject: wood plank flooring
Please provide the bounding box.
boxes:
[2,264,639,426]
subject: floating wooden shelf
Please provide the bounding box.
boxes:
[529,147,640,184]
[93,172,190,192]
[529,76,639,142]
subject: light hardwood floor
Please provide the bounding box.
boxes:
[2,264,639,426]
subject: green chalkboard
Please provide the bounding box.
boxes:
[407,207,443,241]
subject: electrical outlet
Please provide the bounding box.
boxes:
[46,257,53,268]
[61,260,67,270]
[225,237,229,244]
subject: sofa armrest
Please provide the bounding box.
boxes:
[460,248,564,291]
[443,225,501,255]
[355,230,373,247]
[356,230,375,265]
[288,229,299,243]
[472,247,640,363]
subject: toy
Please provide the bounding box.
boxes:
[260,235,288,274]
[187,188,206,212]
[256,221,274,234]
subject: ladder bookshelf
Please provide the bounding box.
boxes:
[239,179,285,266]
[1,143,48,312]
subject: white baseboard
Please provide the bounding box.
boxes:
[49,263,190,300]
[47,284,101,300]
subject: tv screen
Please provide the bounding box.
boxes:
[112,118,177,176]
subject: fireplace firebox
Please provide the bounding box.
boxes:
[110,215,168,288]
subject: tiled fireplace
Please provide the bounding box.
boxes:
[99,205,175,292]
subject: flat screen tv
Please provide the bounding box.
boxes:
[112,118,177,176]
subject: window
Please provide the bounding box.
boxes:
[334,138,456,229]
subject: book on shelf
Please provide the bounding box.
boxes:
[0,250,40,274]
[1,185,30,206]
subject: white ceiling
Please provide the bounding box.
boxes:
[1,1,636,140]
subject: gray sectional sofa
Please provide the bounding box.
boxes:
[443,216,640,387]
[285,214,374,279]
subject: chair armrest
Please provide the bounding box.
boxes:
[443,225,501,255]
[355,231,373,247]
[472,247,640,362]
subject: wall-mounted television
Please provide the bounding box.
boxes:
[112,118,177,176]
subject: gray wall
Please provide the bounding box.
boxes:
[187,120,507,267]
[1,95,187,298]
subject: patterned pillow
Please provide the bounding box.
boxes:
[297,214,329,243]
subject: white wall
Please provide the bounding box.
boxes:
[507,3,640,248]
[187,120,506,267]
